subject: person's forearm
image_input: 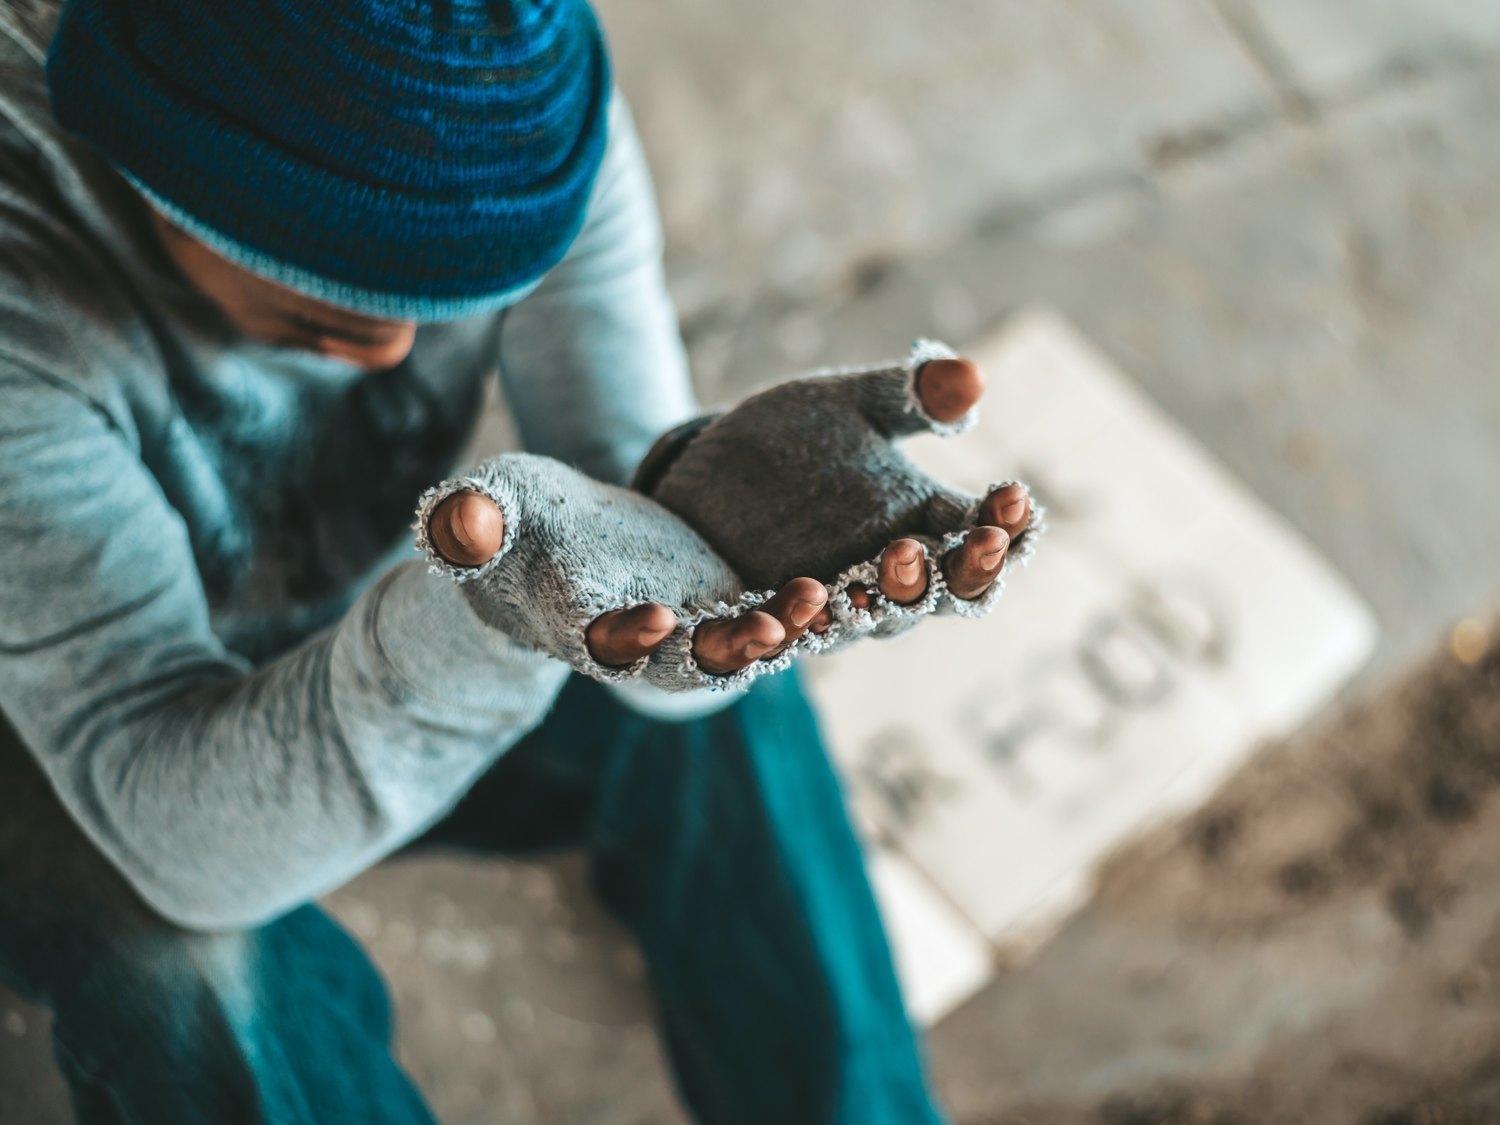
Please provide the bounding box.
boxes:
[39,561,566,931]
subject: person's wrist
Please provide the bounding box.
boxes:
[630,412,722,496]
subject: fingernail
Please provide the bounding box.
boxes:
[980,550,1005,572]
[744,639,774,660]
[636,625,668,647]
[896,558,922,585]
[433,492,504,566]
[790,599,819,627]
[1000,499,1027,525]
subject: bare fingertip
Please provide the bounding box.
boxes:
[883,538,921,563]
[790,599,820,628]
[918,357,985,423]
[969,525,1010,553]
[636,623,672,647]
[785,576,829,605]
[431,491,505,566]
[984,483,1031,530]
[636,602,677,635]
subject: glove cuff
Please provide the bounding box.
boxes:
[632,412,723,496]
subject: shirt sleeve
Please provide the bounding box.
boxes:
[496,90,701,487]
[497,91,745,722]
[0,366,569,931]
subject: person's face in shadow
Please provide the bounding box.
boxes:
[145,205,419,372]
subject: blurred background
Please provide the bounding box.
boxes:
[5,1,1499,1122]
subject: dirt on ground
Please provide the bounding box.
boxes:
[933,616,1500,1125]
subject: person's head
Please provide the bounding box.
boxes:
[46,0,613,370]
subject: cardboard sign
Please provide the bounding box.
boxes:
[805,309,1376,1023]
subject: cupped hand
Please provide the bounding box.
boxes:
[425,488,833,678]
[636,343,1041,652]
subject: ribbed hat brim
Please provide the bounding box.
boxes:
[47,0,612,320]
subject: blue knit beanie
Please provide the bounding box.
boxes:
[46,0,612,321]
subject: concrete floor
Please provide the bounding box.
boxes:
[4,1,1498,1121]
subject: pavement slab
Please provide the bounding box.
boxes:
[325,854,684,1125]
[1217,0,1500,104]
[592,0,1275,319]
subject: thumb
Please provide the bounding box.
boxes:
[915,357,985,424]
[428,490,505,567]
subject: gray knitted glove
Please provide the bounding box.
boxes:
[634,339,1044,655]
[414,453,782,691]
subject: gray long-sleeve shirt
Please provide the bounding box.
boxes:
[0,9,699,930]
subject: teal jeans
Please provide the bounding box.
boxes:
[0,672,945,1124]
